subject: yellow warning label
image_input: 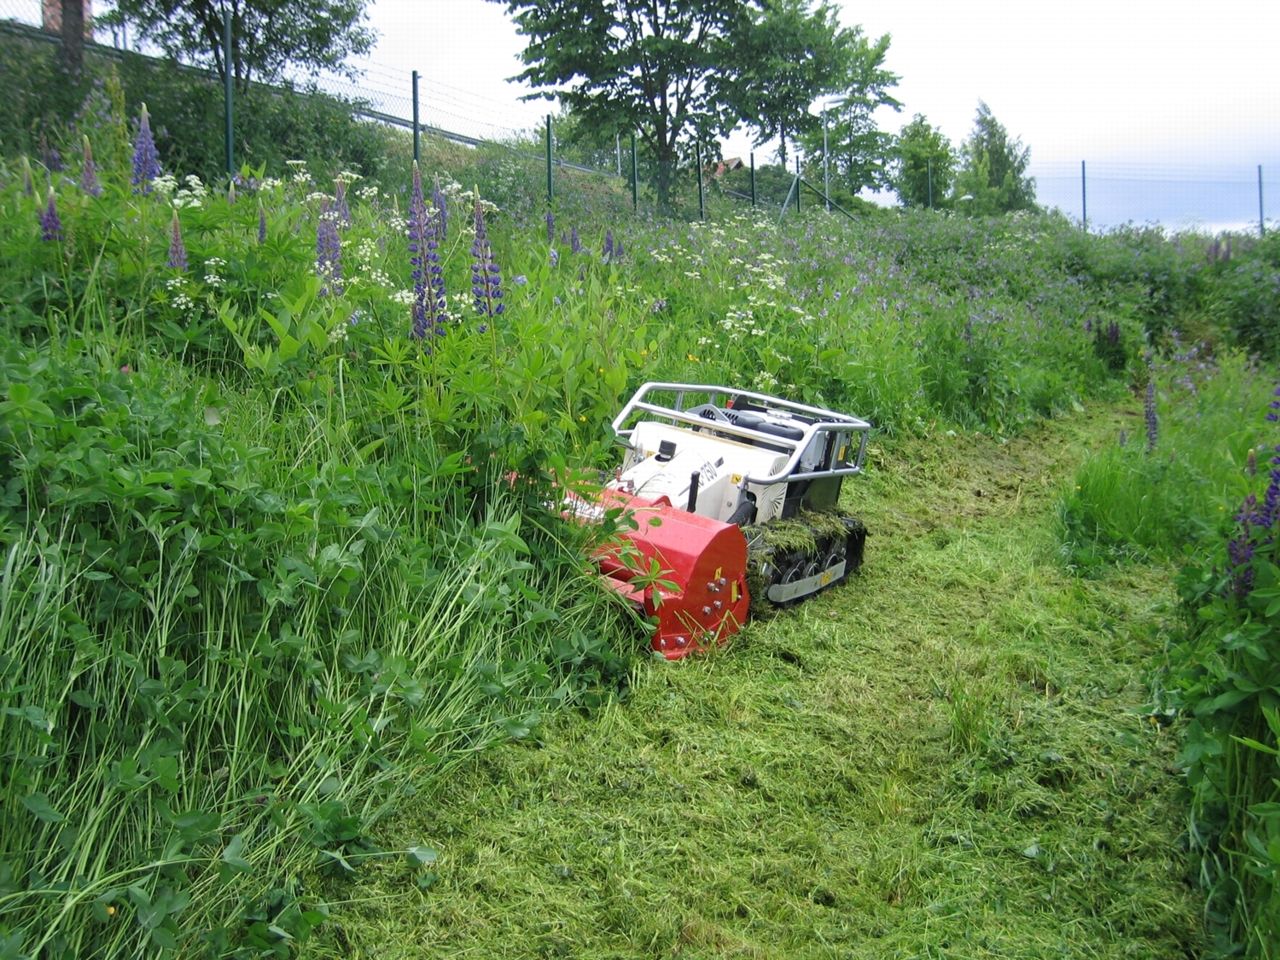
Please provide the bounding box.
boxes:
[731,581,739,602]
[731,474,743,484]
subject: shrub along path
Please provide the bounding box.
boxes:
[320,400,1202,959]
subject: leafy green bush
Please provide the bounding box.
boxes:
[1174,385,1280,959]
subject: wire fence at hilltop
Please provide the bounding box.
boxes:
[2,0,1275,233]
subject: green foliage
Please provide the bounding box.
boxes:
[500,0,752,208]
[891,113,955,209]
[6,62,1280,954]
[953,100,1037,215]
[0,31,401,188]
[1175,454,1280,957]
[1058,351,1280,956]
[795,31,901,194]
[727,0,897,179]
[102,0,376,87]
[1206,231,1280,359]
[1059,351,1265,568]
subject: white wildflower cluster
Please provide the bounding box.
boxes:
[729,252,785,293]
[173,175,207,209]
[166,276,194,311]
[334,170,362,185]
[286,159,312,185]
[350,236,391,288]
[391,289,415,306]
[150,174,179,197]
[357,184,379,201]
[203,256,227,288]
[354,237,379,263]
[437,178,464,199]
[305,192,332,205]
[328,322,349,345]
[259,177,284,192]
[756,370,779,391]
[457,185,499,216]
[719,307,766,337]
[387,214,408,233]
[318,208,342,223]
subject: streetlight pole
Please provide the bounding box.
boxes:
[823,108,830,212]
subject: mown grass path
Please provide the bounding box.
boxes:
[323,401,1202,959]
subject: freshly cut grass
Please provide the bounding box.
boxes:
[312,401,1201,959]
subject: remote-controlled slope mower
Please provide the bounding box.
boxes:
[586,382,870,659]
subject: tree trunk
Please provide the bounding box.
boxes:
[60,0,84,76]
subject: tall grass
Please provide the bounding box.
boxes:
[1058,348,1279,956]
[3,88,1277,953]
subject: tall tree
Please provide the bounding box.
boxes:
[796,30,899,195]
[59,0,87,76]
[952,100,1036,215]
[103,0,375,88]
[891,114,954,209]
[494,0,753,209]
[723,0,862,168]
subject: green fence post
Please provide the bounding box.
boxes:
[412,70,420,163]
[546,115,553,207]
[696,142,705,220]
[750,152,756,208]
[631,133,638,212]
[223,8,233,178]
[795,158,801,213]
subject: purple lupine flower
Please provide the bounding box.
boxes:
[1144,378,1158,453]
[80,137,101,197]
[549,248,559,267]
[409,162,447,340]
[39,190,63,242]
[1267,384,1280,423]
[471,194,503,320]
[615,239,624,260]
[315,202,342,296]
[1260,445,1280,531]
[602,229,614,261]
[545,209,555,244]
[570,226,581,254]
[167,211,187,270]
[334,180,351,226]
[257,203,267,245]
[131,104,163,193]
[432,176,448,241]
[40,136,64,173]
